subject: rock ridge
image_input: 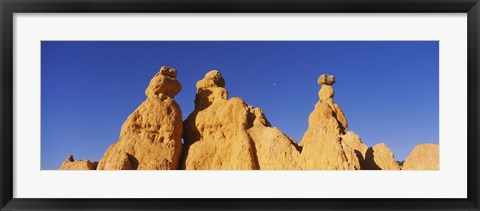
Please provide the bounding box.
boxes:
[59,67,438,171]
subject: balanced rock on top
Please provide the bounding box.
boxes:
[299,74,355,170]
[96,66,183,170]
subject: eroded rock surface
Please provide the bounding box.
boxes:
[341,131,369,169]
[97,66,183,170]
[364,143,400,170]
[298,74,355,170]
[403,144,439,170]
[181,70,301,170]
[58,68,436,171]
[59,155,98,170]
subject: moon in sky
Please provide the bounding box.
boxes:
[273,83,276,86]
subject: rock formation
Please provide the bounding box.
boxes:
[58,68,437,171]
[59,155,98,170]
[298,74,355,170]
[341,131,369,169]
[364,143,401,170]
[403,143,439,170]
[96,66,183,170]
[181,70,301,170]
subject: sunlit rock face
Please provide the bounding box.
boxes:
[97,66,183,170]
[181,70,301,170]
[363,143,401,170]
[59,155,98,170]
[58,68,436,171]
[341,131,368,170]
[298,74,356,170]
[403,144,439,170]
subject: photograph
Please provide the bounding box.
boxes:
[2,1,477,210]
[41,41,439,170]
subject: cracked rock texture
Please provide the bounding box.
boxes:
[364,143,401,170]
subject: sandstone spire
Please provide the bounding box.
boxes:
[299,74,355,170]
[59,155,98,170]
[96,66,183,170]
[181,70,301,170]
[317,74,348,131]
[403,143,439,170]
[364,143,401,170]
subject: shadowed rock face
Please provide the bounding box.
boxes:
[298,74,355,170]
[341,131,368,170]
[364,143,401,170]
[59,155,98,170]
[403,144,439,170]
[181,70,301,170]
[96,66,183,170]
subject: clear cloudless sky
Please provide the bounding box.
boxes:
[41,41,439,170]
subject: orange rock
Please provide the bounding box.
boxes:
[341,131,368,169]
[247,113,302,170]
[181,70,301,170]
[299,74,355,170]
[97,66,183,170]
[364,143,400,170]
[317,74,347,131]
[59,155,97,170]
[403,143,439,170]
[58,69,429,171]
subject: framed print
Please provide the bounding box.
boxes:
[1,0,479,210]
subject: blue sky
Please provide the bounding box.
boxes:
[41,41,439,170]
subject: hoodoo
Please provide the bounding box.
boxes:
[403,144,439,170]
[59,155,98,170]
[181,70,301,170]
[299,74,355,170]
[96,66,183,170]
[364,143,401,170]
[59,68,437,171]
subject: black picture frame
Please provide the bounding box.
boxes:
[1,0,479,210]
